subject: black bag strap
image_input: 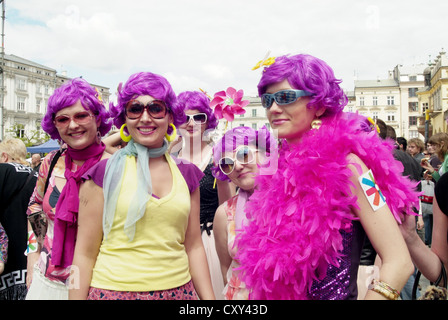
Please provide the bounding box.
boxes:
[412,261,447,299]
[43,149,64,195]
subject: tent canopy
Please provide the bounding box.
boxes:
[27,139,60,154]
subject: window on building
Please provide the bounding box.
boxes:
[36,99,41,113]
[409,116,417,126]
[408,102,418,112]
[252,123,257,130]
[45,84,49,95]
[408,88,418,97]
[409,130,419,138]
[373,96,378,106]
[252,109,257,117]
[387,96,395,105]
[16,124,25,138]
[372,112,379,120]
[17,79,26,91]
[265,123,270,130]
[387,112,396,121]
[359,97,364,106]
[17,97,26,111]
[240,113,245,118]
[409,76,417,81]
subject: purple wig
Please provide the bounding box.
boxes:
[258,54,348,117]
[109,72,184,134]
[212,126,275,182]
[177,91,219,130]
[42,78,112,140]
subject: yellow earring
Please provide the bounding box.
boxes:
[165,123,177,142]
[311,119,322,130]
[120,123,132,142]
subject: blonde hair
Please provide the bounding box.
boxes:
[408,138,425,153]
[0,137,29,165]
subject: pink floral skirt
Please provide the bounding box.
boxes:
[87,280,198,300]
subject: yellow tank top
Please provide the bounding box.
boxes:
[90,154,191,291]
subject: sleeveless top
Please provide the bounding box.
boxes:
[199,162,219,234]
[85,154,203,291]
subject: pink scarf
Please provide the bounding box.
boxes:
[52,142,105,268]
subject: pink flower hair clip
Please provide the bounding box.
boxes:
[210,87,249,122]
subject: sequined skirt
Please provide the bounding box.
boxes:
[87,280,198,300]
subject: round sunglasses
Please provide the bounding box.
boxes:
[218,145,256,175]
[261,89,313,109]
[184,113,208,125]
[125,99,168,120]
[53,111,94,129]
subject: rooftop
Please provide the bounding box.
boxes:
[355,79,399,88]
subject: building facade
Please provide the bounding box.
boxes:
[0,53,110,143]
[353,63,427,140]
[226,96,270,131]
[417,49,448,135]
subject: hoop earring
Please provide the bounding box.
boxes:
[311,118,322,130]
[165,123,177,142]
[120,124,132,142]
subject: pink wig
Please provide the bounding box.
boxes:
[212,126,274,182]
[257,54,348,117]
[109,72,185,134]
[42,78,112,140]
[177,91,219,130]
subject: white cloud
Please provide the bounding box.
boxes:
[5,0,448,97]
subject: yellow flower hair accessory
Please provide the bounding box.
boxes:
[95,87,103,103]
[199,88,212,100]
[252,51,276,71]
[367,117,380,134]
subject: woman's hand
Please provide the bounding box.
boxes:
[421,158,435,174]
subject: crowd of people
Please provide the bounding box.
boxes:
[0,53,447,300]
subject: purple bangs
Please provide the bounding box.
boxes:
[257,54,348,116]
[212,126,274,182]
[177,91,218,130]
[42,78,112,141]
[109,72,184,134]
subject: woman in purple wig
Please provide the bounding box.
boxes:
[172,90,234,299]
[26,78,112,300]
[212,126,276,300]
[70,72,215,300]
[235,54,420,300]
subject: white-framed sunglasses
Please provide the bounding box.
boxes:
[184,113,208,125]
[218,145,257,175]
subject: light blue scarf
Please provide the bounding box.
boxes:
[103,139,168,241]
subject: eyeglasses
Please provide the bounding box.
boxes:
[184,113,208,125]
[261,89,313,109]
[53,111,94,128]
[125,99,168,120]
[218,145,256,175]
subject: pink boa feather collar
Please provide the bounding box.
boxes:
[235,112,420,300]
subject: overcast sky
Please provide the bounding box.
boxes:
[5,0,448,101]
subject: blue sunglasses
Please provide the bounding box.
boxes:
[261,89,313,109]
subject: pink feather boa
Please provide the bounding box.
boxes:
[235,112,420,300]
